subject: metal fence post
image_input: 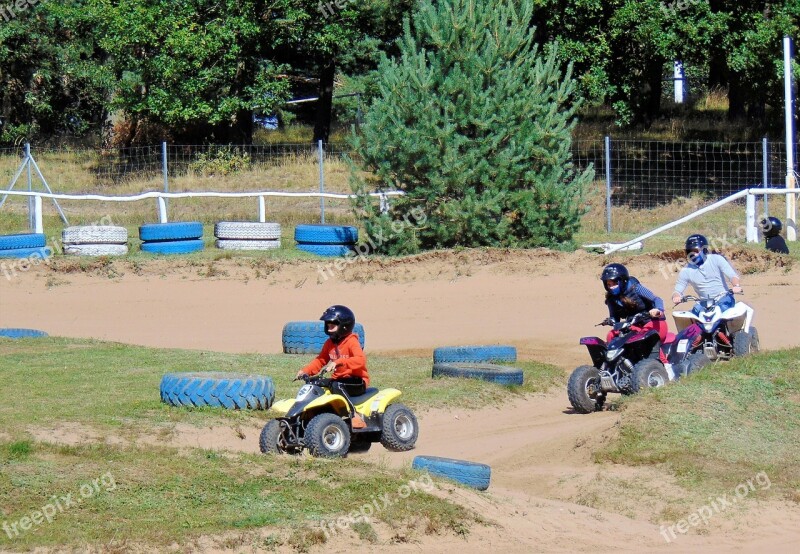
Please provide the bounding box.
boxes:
[762,137,769,216]
[162,142,169,210]
[26,143,33,231]
[318,139,325,224]
[605,136,612,233]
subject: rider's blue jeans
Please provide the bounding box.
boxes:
[691,292,735,316]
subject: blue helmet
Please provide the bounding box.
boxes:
[601,263,629,296]
[320,305,355,343]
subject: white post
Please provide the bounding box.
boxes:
[318,139,325,224]
[784,36,797,241]
[157,196,168,223]
[34,194,43,234]
[746,193,758,242]
[674,61,685,103]
[258,195,266,223]
[26,143,34,231]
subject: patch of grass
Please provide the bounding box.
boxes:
[596,349,800,501]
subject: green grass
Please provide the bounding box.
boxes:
[0,337,557,549]
[596,349,800,503]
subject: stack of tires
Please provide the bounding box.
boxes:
[431,345,523,386]
[0,233,50,259]
[282,321,366,354]
[139,222,204,254]
[295,224,357,257]
[62,226,129,256]
[214,221,281,251]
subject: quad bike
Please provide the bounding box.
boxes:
[568,312,674,414]
[259,366,419,458]
[665,291,759,377]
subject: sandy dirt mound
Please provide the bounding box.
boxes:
[2,248,800,552]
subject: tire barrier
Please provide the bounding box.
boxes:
[0,328,49,339]
[295,224,357,257]
[214,222,282,251]
[139,222,204,255]
[62,226,129,256]
[0,233,51,259]
[282,321,366,354]
[433,345,517,364]
[159,372,275,409]
[432,362,524,386]
[412,455,491,491]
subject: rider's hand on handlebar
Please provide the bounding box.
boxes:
[671,293,682,306]
[649,308,663,318]
[294,370,306,381]
[731,285,743,294]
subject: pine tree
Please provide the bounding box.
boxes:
[350,0,594,254]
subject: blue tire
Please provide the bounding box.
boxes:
[141,239,204,255]
[296,244,354,257]
[432,363,524,386]
[0,233,46,249]
[159,372,275,410]
[0,246,52,259]
[433,345,517,364]
[294,224,358,244]
[139,222,203,242]
[0,328,49,339]
[412,455,491,491]
[282,321,366,354]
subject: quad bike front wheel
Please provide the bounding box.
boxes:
[305,413,351,457]
[567,365,603,414]
[733,327,760,357]
[259,420,284,454]
[380,403,419,451]
[632,359,669,392]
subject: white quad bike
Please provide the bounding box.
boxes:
[666,291,759,377]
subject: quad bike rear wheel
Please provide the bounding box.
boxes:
[567,365,603,414]
[380,403,419,451]
[305,413,351,457]
[632,359,669,392]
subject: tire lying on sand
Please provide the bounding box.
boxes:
[215,239,281,251]
[433,345,517,364]
[412,455,491,491]
[431,362,523,386]
[294,224,358,245]
[62,226,128,245]
[296,243,354,257]
[0,233,46,250]
[160,372,275,409]
[64,244,129,256]
[214,222,281,240]
[282,321,366,354]
[0,328,49,339]
[139,222,203,242]
[141,239,204,255]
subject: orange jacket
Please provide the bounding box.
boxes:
[300,332,369,385]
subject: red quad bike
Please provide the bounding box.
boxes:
[568,312,676,414]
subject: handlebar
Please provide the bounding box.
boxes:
[596,312,651,328]
[675,290,739,306]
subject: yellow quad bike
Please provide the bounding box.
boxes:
[259,367,419,457]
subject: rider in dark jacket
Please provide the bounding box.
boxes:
[602,263,668,345]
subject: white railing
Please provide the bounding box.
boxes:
[0,189,405,234]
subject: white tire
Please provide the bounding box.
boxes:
[64,244,129,256]
[215,239,281,251]
[214,222,281,240]
[62,226,128,245]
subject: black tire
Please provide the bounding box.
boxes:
[348,438,372,453]
[684,351,711,375]
[432,345,517,364]
[160,372,275,409]
[139,222,203,241]
[431,362,523,386]
[380,403,418,451]
[631,359,669,392]
[733,327,759,356]
[567,365,602,414]
[412,455,491,491]
[259,420,284,454]
[305,413,351,458]
[282,321,366,354]
[294,224,358,244]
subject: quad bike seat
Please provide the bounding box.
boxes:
[348,387,380,405]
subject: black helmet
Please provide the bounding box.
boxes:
[760,216,782,238]
[601,263,629,295]
[685,234,709,255]
[320,305,355,343]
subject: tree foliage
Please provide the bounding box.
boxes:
[350,0,593,254]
